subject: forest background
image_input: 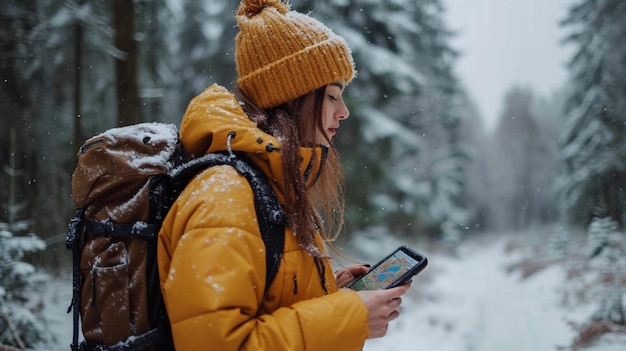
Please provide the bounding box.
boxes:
[1,0,625,349]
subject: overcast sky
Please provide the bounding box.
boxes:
[443,0,575,131]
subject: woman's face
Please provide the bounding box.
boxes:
[317,80,350,146]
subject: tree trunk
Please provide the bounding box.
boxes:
[113,0,140,126]
[73,0,84,151]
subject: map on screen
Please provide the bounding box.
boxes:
[350,249,420,290]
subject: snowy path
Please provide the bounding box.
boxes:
[363,236,592,351]
[43,236,623,350]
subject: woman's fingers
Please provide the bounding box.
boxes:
[357,284,412,339]
[335,264,370,288]
[335,269,354,287]
[388,297,402,309]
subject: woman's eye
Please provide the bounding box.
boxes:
[328,95,337,101]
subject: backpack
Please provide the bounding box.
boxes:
[65,122,286,351]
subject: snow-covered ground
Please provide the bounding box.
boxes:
[360,234,626,351]
[42,234,625,351]
[365,236,583,351]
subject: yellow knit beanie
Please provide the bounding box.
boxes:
[236,0,355,109]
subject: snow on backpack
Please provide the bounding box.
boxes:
[65,122,286,351]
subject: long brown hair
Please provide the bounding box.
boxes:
[238,86,345,257]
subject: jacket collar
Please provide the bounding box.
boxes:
[180,84,327,193]
[265,145,328,189]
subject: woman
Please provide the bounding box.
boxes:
[157,1,411,350]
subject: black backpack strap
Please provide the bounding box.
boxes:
[66,208,85,351]
[229,154,286,289]
[83,220,159,240]
[81,326,164,351]
[169,152,286,290]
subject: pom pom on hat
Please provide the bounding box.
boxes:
[237,0,289,16]
[236,0,355,109]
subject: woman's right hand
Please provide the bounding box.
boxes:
[356,283,411,339]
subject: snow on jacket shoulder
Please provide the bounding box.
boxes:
[157,84,369,351]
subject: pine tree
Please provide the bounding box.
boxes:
[0,224,50,349]
[587,216,625,325]
[0,0,114,244]
[0,132,52,349]
[559,0,626,228]
[566,215,626,348]
[298,0,468,242]
[159,0,239,123]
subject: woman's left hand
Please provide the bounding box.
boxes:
[335,265,369,288]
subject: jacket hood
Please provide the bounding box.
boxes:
[180,84,274,158]
[179,84,326,189]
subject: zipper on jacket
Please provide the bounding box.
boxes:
[292,274,298,295]
[314,257,329,294]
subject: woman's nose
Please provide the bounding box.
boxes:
[337,101,350,120]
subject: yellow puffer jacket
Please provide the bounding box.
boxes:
[158,84,369,351]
